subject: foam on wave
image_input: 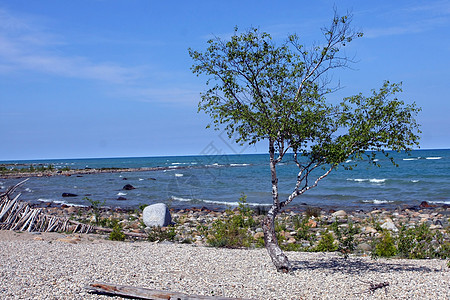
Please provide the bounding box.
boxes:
[362,199,394,204]
[170,196,270,207]
[347,178,387,183]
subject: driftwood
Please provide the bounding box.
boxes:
[85,282,252,300]
[355,279,390,295]
[0,179,147,238]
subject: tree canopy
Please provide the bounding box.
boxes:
[189,11,421,272]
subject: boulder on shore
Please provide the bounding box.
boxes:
[143,203,172,227]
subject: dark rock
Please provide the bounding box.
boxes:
[117,196,127,201]
[149,178,157,181]
[420,201,433,208]
[123,184,136,190]
[62,192,78,197]
[122,178,128,180]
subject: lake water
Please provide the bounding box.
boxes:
[1,149,449,211]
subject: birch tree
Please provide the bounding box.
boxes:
[189,11,421,272]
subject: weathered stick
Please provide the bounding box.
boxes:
[85,282,252,300]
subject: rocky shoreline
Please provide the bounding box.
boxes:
[34,200,450,256]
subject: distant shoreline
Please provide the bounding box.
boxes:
[0,166,181,179]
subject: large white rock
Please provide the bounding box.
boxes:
[380,218,398,232]
[143,203,172,227]
[332,210,347,218]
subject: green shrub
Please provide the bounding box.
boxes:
[84,197,105,225]
[397,223,449,259]
[109,219,126,241]
[292,216,316,243]
[372,230,397,258]
[206,194,256,248]
[332,219,360,258]
[314,230,338,252]
[147,226,176,242]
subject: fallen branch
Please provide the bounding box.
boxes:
[355,279,389,295]
[85,282,252,300]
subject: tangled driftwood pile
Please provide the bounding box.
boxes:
[0,179,93,233]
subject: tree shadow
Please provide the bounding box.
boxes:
[291,257,441,275]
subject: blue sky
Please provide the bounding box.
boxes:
[0,0,449,160]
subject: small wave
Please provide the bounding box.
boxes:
[168,166,178,169]
[230,163,250,167]
[38,198,53,203]
[347,178,367,182]
[139,178,144,181]
[38,198,87,207]
[369,179,386,184]
[25,188,33,193]
[403,158,419,161]
[175,173,184,177]
[373,159,379,162]
[206,163,225,167]
[411,180,420,183]
[202,199,271,207]
[53,200,87,207]
[170,196,270,207]
[117,192,127,196]
[170,196,192,202]
[428,200,450,205]
[347,178,386,184]
[362,199,394,204]
[171,162,190,165]
[345,159,352,163]
[426,157,442,160]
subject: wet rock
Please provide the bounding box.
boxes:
[419,201,431,208]
[117,196,127,201]
[62,193,78,197]
[123,184,135,190]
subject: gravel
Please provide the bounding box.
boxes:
[0,231,448,299]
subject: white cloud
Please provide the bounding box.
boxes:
[0,8,141,84]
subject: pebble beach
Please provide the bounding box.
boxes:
[1,230,449,300]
